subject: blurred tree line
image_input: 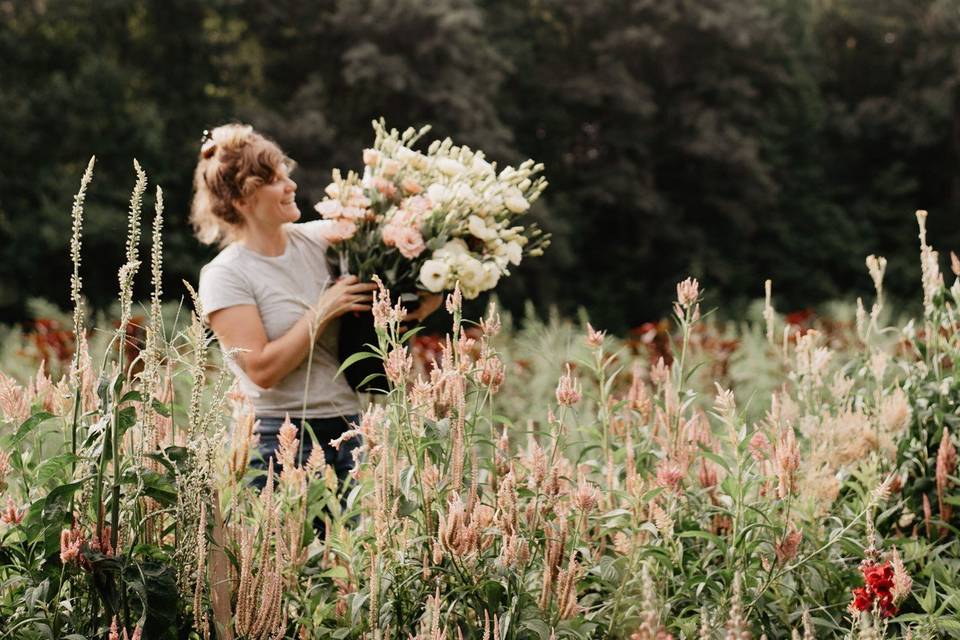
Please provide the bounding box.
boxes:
[1,0,958,331]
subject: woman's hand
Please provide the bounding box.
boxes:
[316,275,377,325]
[403,292,444,324]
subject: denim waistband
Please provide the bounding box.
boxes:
[254,414,357,436]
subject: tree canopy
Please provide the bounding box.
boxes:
[1,0,958,330]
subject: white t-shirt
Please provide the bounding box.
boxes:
[197,221,360,419]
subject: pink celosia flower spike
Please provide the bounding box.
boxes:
[585,323,605,349]
[1,496,24,525]
[555,364,582,407]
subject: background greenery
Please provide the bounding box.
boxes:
[1,0,958,331]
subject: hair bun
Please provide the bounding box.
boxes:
[201,140,217,159]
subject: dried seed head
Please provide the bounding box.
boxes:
[763,279,775,345]
[573,477,600,514]
[889,546,912,603]
[774,426,800,499]
[676,277,700,308]
[555,363,582,407]
[649,502,673,541]
[384,345,413,384]
[713,383,736,421]
[585,322,606,349]
[775,522,802,565]
[650,357,670,387]
[655,459,684,492]
[446,281,463,314]
[480,302,501,337]
[865,255,887,301]
[1,496,24,525]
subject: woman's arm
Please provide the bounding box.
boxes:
[209,276,376,389]
[404,293,444,323]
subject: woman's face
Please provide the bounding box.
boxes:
[243,163,301,227]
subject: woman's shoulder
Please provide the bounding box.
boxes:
[287,220,332,250]
[199,244,248,283]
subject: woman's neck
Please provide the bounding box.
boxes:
[238,223,288,257]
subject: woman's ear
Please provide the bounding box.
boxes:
[233,195,252,219]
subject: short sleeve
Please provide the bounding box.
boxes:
[197,262,256,322]
[290,220,332,251]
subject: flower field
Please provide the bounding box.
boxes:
[1,166,959,639]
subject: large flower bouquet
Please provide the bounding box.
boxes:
[314,120,549,301]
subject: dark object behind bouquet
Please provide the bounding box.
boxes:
[328,253,421,393]
[336,294,420,394]
[337,310,385,393]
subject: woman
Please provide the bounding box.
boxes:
[192,123,437,486]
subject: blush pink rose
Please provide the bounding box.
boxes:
[372,176,398,200]
[318,219,357,243]
[401,178,423,195]
[382,223,425,258]
[381,159,402,178]
[314,199,343,219]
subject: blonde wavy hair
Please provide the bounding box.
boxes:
[190,123,295,246]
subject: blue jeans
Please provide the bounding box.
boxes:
[249,414,360,491]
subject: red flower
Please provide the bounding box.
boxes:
[851,586,873,612]
[851,562,898,618]
[863,562,894,596]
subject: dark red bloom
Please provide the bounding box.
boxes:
[851,586,873,612]
[851,562,898,618]
[863,562,894,596]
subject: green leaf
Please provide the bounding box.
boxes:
[400,325,426,344]
[677,530,723,545]
[921,575,936,613]
[150,398,172,418]
[937,619,960,634]
[520,619,553,640]
[320,565,349,580]
[356,372,386,391]
[119,390,142,404]
[12,412,56,444]
[334,351,382,379]
[35,454,80,486]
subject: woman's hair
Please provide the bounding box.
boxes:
[190,123,295,246]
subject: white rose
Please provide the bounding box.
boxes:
[435,239,469,260]
[468,215,497,241]
[504,241,523,266]
[479,261,501,291]
[460,283,481,300]
[410,152,428,171]
[314,199,342,218]
[504,194,530,214]
[437,158,465,176]
[419,259,451,293]
[455,255,485,289]
[395,146,416,162]
[454,183,477,202]
[472,155,494,175]
[427,183,449,204]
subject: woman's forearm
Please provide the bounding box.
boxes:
[237,310,330,389]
